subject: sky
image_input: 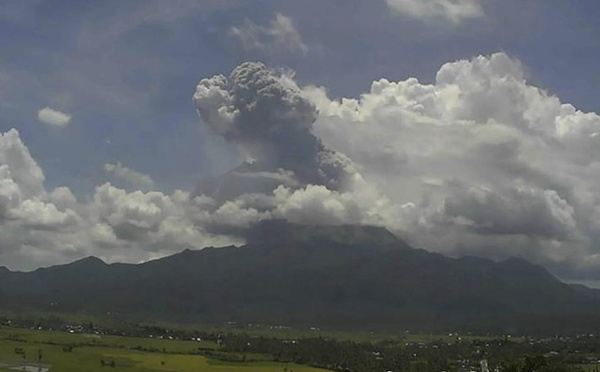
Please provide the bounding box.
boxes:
[0,0,600,285]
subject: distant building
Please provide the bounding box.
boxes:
[481,359,489,372]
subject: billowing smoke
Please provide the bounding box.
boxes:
[193,62,350,200]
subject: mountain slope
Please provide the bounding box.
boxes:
[0,221,598,335]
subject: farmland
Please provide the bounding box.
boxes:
[0,316,598,372]
[0,326,330,372]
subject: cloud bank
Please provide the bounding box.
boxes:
[3,53,600,284]
[304,53,600,280]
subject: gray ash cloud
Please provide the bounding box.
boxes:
[193,62,350,200]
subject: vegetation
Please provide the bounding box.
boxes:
[0,315,599,372]
[0,324,328,372]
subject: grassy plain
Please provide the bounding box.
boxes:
[0,327,330,372]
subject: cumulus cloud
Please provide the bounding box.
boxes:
[5,53,600,284]
[89,183,227,248]
[104,162,155,190]
[385,0,484,23]
[0,129,45,198]
[441,185,576,239]
[0,129,240,270]
[0,130,84,267]
[9,199,80,230]
[302,52,600,281]
[37,107,72,127]
[231,13,308,55]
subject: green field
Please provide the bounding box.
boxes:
[0,327,331,372]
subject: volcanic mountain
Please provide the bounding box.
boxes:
[1,221,599,335]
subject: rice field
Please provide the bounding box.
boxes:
[0,327,330,372]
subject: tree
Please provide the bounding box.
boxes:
[522,355,548,372]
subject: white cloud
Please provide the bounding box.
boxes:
[231,13,308,55]
[5,53,600,284]
[440,185,576,239]
[0,129,237,270]
[211,200,270,228]
[87,183,242,255]
[0,129,45,198]
[48,186,78,211]
[233,169,300,188]
[302,52,600,280]
[385,0,484,23]
[0,130,85,268]
[0,165,23,216]
[104,162,154,190]
[37,107,72,127]
[9,199,80,230]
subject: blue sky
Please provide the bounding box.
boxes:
[1,0,600,281]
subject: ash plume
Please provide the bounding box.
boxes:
[193,62,350,200]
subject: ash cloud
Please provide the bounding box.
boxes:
[193,62,350,200]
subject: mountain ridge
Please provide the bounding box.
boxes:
[0,222,598,335]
